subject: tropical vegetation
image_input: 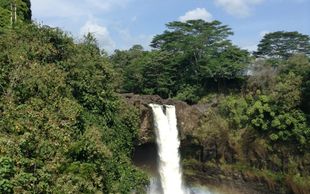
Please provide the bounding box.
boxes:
[0,1,309,193]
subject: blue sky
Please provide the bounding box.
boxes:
[31,0,310,53]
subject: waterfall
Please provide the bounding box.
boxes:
[149,104,185,194]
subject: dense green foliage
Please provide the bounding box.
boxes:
[185,54,310,193]
[111,20,250,103]
[216,54,310,149]
[0,2,309,192]
[0,0,31,31]
[0,24,148,193]
[255,31,310,59]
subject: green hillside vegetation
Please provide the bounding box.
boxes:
[0,23,147,194]
[1,2,310,194]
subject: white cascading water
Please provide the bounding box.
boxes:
[149,104,186,194]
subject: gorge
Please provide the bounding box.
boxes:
[129,94,309,194]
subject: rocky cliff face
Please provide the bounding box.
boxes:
[121,93,204,144]
[125,94,301,194]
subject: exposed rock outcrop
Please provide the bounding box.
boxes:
[121,93,204,144]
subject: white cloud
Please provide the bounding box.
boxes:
[80,20,116,53]
[179,8,213,22]
[214,0,264,17]
[31,0,151,53]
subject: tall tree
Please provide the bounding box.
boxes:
[21,0,31,21]
[151,20,234,85]
[110,45,147,93]
[151,19,249,100]
[0,0,31,30]
[140,50,177,98]
[255,31,310,59]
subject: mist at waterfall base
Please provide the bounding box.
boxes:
[148,104,216,194]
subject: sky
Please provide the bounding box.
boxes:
[31,0,310,53]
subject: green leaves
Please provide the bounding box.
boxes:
[0,157,14,193]
[112,19,250,103]
[151,20,233,51]
[0,157,14,179]
[0,24,148,193]
[219,95,249,129]
[151,20,248,91]
[255,31,310,59]
[0,0,31,31]
[218,89,309,151]
[245,92,308,147]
